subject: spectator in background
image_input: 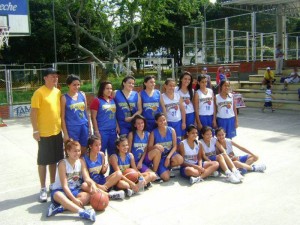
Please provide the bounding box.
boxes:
[201,67,212,88]
[262,84,275,113]
[275,43,284,75]
[30,68,64,202]
[261,67,276,90]
[216,66,226,85]
[282,67,300,91]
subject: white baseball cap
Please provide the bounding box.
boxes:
[266,67,271,70]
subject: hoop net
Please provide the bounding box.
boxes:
[0,26,10,49]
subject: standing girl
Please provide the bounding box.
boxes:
[114,76,142,137]
[90,81,119,156]
[109,137,152,196]
[83,135,126,200]
[215,128,266,173]
[179,125,219,185]
[194,75,216,132]
[61,74,90,155]
[47,140,97,221]
[163,78,186,142]
[200,126,243,184]
[148,113,184,181]
[176,72,195,136]
[140,75,166,132]
[215,80,238,139]
[127,114,160,180]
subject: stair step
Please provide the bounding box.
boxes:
[244,98,300,110]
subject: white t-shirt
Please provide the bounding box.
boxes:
[162,92,182,122]
[196,88,214,116]
[181,139,199,164]
[216,93,235,119]
[175,87,194,114]
[200,138,217,157]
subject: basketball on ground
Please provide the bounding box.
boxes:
[123,168,139,183]
[90,191,109,211]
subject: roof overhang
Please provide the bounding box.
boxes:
[220,0,300,17]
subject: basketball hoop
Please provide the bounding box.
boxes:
[0,26,10,49]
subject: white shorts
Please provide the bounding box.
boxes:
[285,77,300,84]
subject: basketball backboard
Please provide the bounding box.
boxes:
[0,0,30,36]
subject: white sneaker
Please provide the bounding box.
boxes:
[125,189,133,197]
[226,172,241,184]
[109,190,125,200]
[39,188,47,202]
[253,164,266,172]
[189,176,204,185]
[233,170,244,181]
[210,171,220,177]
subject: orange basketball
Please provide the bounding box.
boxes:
[123,168,139,183]
[90,192,109,211]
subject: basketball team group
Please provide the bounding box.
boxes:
[30,68,266,222]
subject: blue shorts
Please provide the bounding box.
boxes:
[238,155,249,163]
[157,152,179,176]
[67,123,89,147]
[99,129,117,156]
[208,155,217,161]
[167,120,182,144]
[199,115,214,128]
[51,187,81,206]
[180,162,204,179]
[264,102,272,107]
[135,161,150,173]
[182,113,195,137]
[119,122,131,137]
[217,117,236,139]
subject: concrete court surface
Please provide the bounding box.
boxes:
[0,107,299,225]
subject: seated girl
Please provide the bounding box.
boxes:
[179,125,219,185]
[47,140,97,222]
[215,127,266,174]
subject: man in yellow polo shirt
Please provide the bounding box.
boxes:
[30,68,64,202]
[261,67,276,90]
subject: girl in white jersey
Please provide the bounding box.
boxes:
[194,75,216,131]
[215,128,266,174]
[215,80,238,139]
[176,72,195,136]
[179,125,219,185]
[200,126,243,184]
[162,78,186,143]
[47,140,97,222]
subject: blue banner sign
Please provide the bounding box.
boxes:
[0,0,28,15]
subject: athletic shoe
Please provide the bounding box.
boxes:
[211,171,220,177]
[272,109,275,112]
[170,169,176,178]
[108,190,125,200]
[47,203,64,217]
[239,168,248,175]
[154,172,162,182]
[125,189,133,197]
[189,176,204,185]
[145,182,153,189]
[39,188,47,202]
[79,209,96,222]
[226,172,240,184]
[252,164,266,172]
[233,170,244,181]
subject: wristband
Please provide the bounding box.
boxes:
[33,131,39,134]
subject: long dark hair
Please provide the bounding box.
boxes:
[143,75,156,89]
[121,75,135,89]
[97,81,112,98]
[66,74,80,85]
[178,71,193,100]
[131,114,147,134]
[115,136,128,155]
[219,80,231,98]
[195,74,207,91]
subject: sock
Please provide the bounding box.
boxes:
[232,168,238,173]
[78,209,84,214]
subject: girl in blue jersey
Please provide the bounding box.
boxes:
[47,140,97,221]
[215,128,266,174]
[128,114,160,181]
[140,75,166,132]
[109,137,144,196]
[162,78,186,143]
[179,125,219,185]
[82,135,126,200]
[148,113,184,181]
[113,76,142,137]
[200,126,243,184]
[90,81,119,156]
[176,71,195,137]
[194,75,216,131]
[215,80,238,139]
[61,74,90,155]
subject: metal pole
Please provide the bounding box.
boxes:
[52,0,57,63]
